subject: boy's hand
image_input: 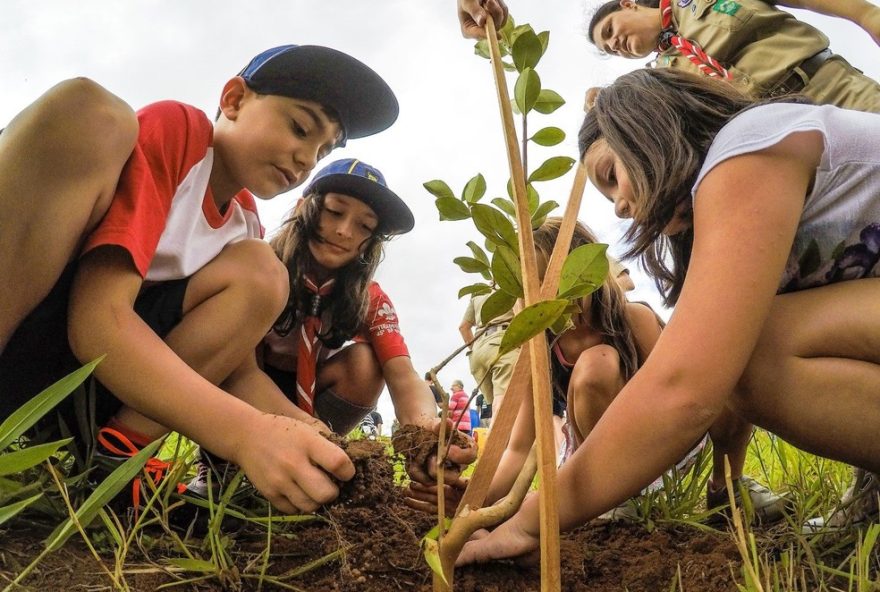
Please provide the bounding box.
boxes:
[234,413,354,514]
[458,0,509,39]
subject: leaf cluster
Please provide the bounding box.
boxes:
[423,17,605,355]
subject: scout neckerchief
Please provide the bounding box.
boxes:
[295,276,335,416]
[657,0,733,80]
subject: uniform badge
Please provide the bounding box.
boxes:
[713,0,741,16]
[677,0,692,7]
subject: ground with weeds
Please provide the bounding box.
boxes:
[0,430,748,591]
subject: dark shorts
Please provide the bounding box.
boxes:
[0,263,189,438]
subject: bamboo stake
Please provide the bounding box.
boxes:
[484,17,559,591]
[457,163,587,513]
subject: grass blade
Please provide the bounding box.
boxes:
[0,358,102,449]
[44,438,162,551]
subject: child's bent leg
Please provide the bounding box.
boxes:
[707,410,753,484]
[114,239,289,438]
[315,343,384,434]
[566,344,625,447]
[733,278,880,473]
[0,78,137,351]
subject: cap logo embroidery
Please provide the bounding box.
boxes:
[367,173,378,182]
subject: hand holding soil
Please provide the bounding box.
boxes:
[392,423,475,485]
[237,412,355,514]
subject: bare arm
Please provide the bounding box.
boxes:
[484,389,536,504]
[627,302,663,362]
[773,0,880,45]
[459,318,476,347]
[458,131,821,563]
[384,356,478,481]
[69,247,354,513]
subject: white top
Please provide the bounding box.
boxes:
[693,103,880,293]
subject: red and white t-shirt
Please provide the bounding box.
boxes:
[261,281,410,373]
[83,100,262,281]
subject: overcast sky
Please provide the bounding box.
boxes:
[3,1,878,431]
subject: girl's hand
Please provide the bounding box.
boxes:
[404,477,469,516]
[233,412,355,514]
[406,417,478,485]
[455,508,540,566]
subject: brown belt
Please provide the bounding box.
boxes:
[768,48,833,97]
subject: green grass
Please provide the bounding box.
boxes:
[1,366,877,591]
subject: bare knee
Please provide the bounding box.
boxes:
[42,78,138,166]
[569,345,623,403]
[319,343,384,406]
[568,345,624,431]
[225,240,289,322]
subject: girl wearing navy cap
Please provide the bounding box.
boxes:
[259,158,474,491]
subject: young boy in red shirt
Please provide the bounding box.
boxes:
[0,45,398,514]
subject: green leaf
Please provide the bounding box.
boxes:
[514,68,541,114]
[458,283,493,299]
[537,31,550,54]
[531,200,560,228]
[499,300,569,356]
[462,174,487,203]
[558,244,609,300]
[484,238,497,253]
[511,29,543,71]
[423,517,453,541]
[550,312,574,336]
[0,439,73,477]
[0,358,101,450]
[0,493,43,528]
[471,203,519,253]
[481,290,517,324]
[422,537,447,584]
[527,184,540,215]
[423,179,455,200]
[453,256,490,275]
[491,246,523,298]
[491,197,517,219]
[530,126,565,147]
[165,558,218,573]
[435,197,471,221]
[534,89,565,114]
[466,241,491,267]
[45,438,162,552]
[507,24,533,47]
[473,39,490,60]
[528,156,575,183]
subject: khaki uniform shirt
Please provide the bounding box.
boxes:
[658,0,880,112]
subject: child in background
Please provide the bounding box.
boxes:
[459,67,880,564]
[257,159,475,488]
[0,45,399,515]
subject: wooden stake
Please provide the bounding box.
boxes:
[484,17,560,591]
[457,163,587,513]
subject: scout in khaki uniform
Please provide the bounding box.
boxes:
[588,0,880,112]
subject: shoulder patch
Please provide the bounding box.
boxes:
[713,0,741,16]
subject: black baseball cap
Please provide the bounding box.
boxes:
[303,158,414,235]
[238,45,399,145]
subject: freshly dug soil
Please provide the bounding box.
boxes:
[0,432,743,591]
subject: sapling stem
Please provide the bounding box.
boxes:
[484,16,560,591]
